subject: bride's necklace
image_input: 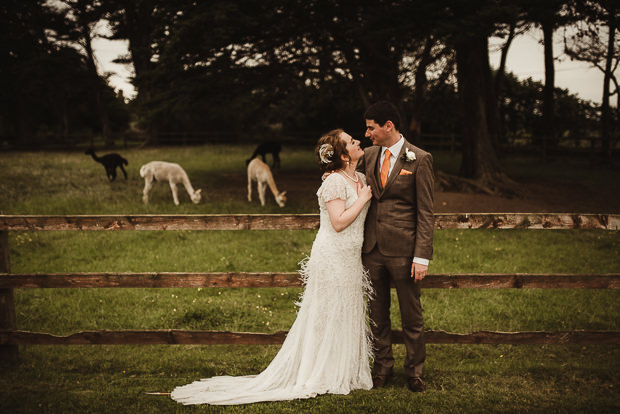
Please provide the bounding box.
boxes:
[339,169,359,183]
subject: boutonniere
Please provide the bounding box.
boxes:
[402,148,416,162]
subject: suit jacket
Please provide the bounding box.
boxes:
[357,139,434,259]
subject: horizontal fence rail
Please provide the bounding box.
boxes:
[1,213,619,231]
[1,272,619,289]
[1,213,619,358]
[2,329,618,346]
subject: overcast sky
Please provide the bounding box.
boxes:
[93,26,615,105]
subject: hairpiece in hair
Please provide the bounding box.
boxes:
[319,143,334,164]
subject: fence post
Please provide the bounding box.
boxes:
[0,231,18,364]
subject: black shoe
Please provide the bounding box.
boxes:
[372,373,392,389]
[407,377,425,392]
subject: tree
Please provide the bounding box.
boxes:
[1,0,51,144]
[524,0,573,160]
[490,6,531,153]
[104,0,186,142]
[95,0,604,190]
[1,0,127,147]
[501,73,600,148]
[565,0,619,161]
[402,35,455,144]
[453,32,509,186]
[433,0,522,195]
[99,1,444,139]
[49,0,116,146]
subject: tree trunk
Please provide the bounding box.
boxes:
[455,32,504,181]
[120,0,158,144]
[495,23,515,96]
[601,7,616,162]
[341,46,371,109]
[409,36,434,144]
[484,34,500,156]
[355,79,371,110]
[494,22,516,153]
[81,22,112,147]
[16,96,32,146]
[94,89,112,146]
[609,70,619,137]
[542,20,556,160]
[62,100,69,141]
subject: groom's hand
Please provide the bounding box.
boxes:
[411,263,428,282]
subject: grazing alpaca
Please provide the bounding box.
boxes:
[139,161,202,205]
[247,158,287,207]
[246,142,281,169]
[85,148,128,181]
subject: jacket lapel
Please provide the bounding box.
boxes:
[365,148,381,197]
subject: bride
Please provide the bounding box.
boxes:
[171,129,373,405]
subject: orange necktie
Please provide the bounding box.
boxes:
[380,149,391,188]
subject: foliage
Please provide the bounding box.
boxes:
[0,0,129,147]
[3,0,617,176]
[501,72,600,144]
[564,0,619,158]
[564,0,620,78]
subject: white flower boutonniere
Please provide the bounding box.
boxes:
[402,148,416,162]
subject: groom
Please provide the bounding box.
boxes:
[357,101,434,393]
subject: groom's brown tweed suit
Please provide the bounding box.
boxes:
[358,138,434,379]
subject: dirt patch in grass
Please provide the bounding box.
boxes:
[216,169,620,214]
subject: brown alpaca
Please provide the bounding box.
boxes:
[247,158,286,207]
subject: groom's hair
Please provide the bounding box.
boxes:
[364,101,401,131]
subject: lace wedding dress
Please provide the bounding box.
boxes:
[171,172,373,405]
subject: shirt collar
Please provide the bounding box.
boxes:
[382,135,405,158]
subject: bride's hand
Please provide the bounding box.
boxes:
[357,182,372,202]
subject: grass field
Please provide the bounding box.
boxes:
[0,145,619,413]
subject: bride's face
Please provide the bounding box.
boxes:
[340,132,364,163]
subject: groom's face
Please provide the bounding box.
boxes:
[365,119,390,147]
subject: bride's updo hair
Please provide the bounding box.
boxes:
[316,129,348,173]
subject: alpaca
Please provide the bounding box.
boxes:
[85,148,128,181]
[247,158,287,207]
[246,142,281,169]
[139,161,202,205]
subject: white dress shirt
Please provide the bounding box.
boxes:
[380,135,429,267]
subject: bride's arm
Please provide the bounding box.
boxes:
[326,183,372,232]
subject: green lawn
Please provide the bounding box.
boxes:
[0,146,619,413]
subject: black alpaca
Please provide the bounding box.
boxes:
[85,148,128,181]
[246,142,281,169]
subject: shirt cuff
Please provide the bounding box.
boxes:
[413,257,429,266]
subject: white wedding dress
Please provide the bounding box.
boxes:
[171,172,373,405]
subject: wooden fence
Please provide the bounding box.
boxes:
[1,214,619,363]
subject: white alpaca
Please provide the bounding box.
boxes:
[247,158,287,207]
[140,161,202,205]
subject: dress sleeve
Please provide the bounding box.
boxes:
[316,174,348,204]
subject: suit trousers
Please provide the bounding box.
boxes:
[363,247,425,379]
